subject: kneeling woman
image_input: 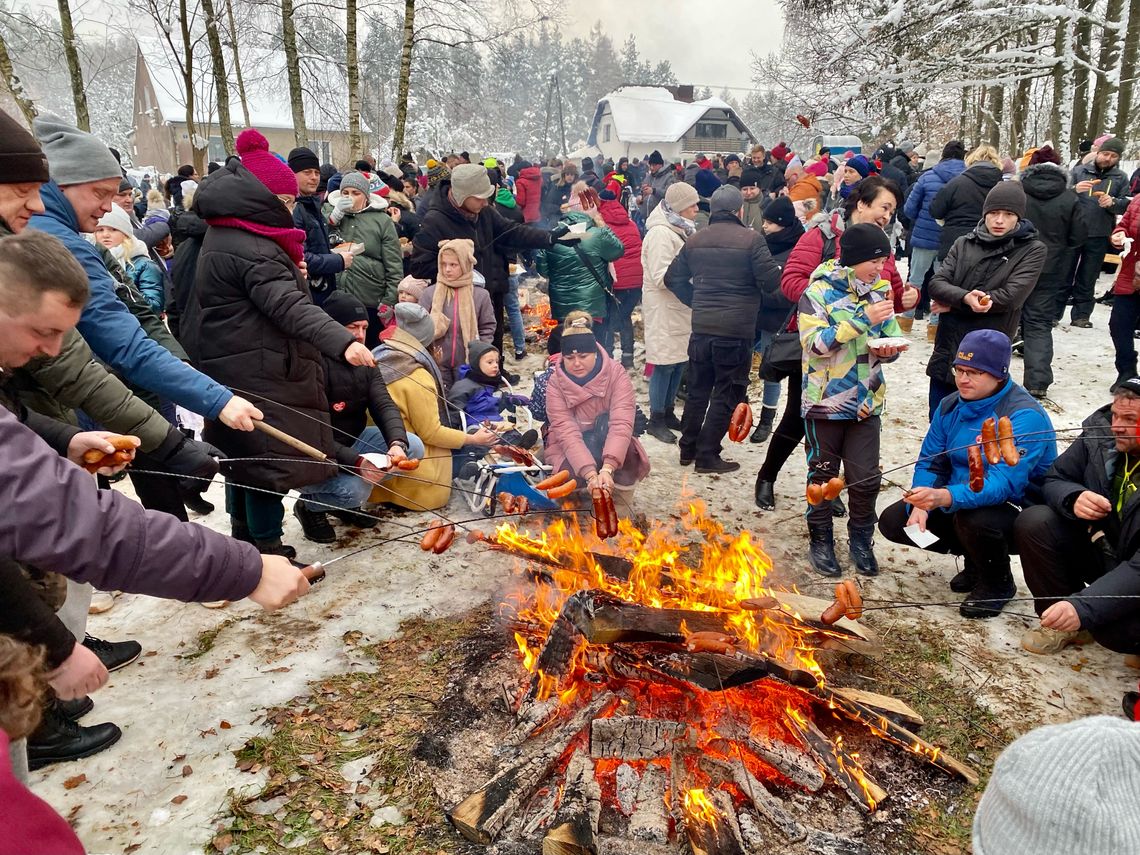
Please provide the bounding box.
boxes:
[543,311,650,495]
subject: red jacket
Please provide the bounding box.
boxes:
[515,166,543,223]
[1112,195,1140,295]
[780,211,906,329]
[598,199,644,290]
[0,733,84,855]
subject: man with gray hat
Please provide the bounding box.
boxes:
[664,184,781,473]
[1066,136,1131,326]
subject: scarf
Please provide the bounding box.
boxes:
[430,239,480,352]
[204,216,306,265]
[659,200,696,236]
[375,328,452,425]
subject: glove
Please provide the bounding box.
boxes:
[506,394,531,407]
[549,222,570,241]
[152,427,224,479]
[330,194,354,225]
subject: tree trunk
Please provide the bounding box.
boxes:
[1089,0,1126,136]
[178,0,205,174]
[225,0,250,127]
[1070,0,1097,145]
[1053,12,1076,157]
[280,0,307,147]
[957,86,969,139]
[200,0,234,156]
[55,0,89,131]
[1009,75,1032,154]
[985,83,1004,148]
[392,0,415,158]
[346,0,362,160]
[1115,0,1140,137]
[0,26,36,125]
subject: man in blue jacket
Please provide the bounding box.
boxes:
[878,330,1056,618]
[288,146,353,305]
[26,116,261,431]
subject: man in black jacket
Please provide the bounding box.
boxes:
[1016,380,1140,661]
[289,147,353,305]
[664,185,782,473]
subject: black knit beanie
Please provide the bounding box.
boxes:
[0,109,50,184]
[839,223,892,267]
[763,196,797,228]
[287,146,320,173]
[322,290,368,326]
[983,180,1026,219]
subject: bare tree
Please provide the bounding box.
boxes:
[346,0,361,159]
[279,0,307,147]
[1088,0,1125,136]
[200,0,234,154]
[0,24,36,124]
[1117,0,1140,137]
[224,0,250,126]
[56,0,89,130]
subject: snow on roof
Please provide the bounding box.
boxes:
[137,39,361,134]
[588,86,753,146]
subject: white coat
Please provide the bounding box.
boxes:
[640,203,692,365]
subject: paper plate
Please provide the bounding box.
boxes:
[868,337,909,349]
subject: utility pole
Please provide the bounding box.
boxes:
[540,75,554,160]
[555,74,567,157]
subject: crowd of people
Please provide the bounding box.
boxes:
[1,103,1139,851]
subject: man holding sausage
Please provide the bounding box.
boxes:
[878,330,1056,618]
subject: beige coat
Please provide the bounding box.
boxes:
[640,204,692,365]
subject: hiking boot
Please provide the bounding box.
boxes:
[679,452,694,466]
[293,501,336,543]
[254,538,298,560]
[665,411,683,430]
[57,696,94,721]
[949,563,979,593]
[83,635,142,672]
[1020,626,1093,655]
[647,413,676,444]
[847,523,880,576]
[231,520,256,545]
[749,406,777,444]
[754,477,776,511]
[621,354,634,369]
[181,484,215,515]
[1028,388,1048,399]
[695,457,740,474]
[513,348,526,361]
[959,577,1016,618]
[26,701,121,771]
[1071,318,1093,329]
[329,507,378,529]
[808,524,842,577]
[830,495,847,518]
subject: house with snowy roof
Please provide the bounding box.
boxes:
[131,42,363,171]
[587,85,756,163]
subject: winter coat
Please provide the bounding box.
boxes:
[294,194,344,294]
[756,221,803,334]
[913,378,1056,511]
[322,357,408,451]
[598,198,644,290]
[530,355,558,423]
[541,177,570,222]
[122,244,167,313]
[1021,163,1088,291]
[740,196,766,231]
[927,220,1047,385]
[780,210,908,330]
[889,153,916,191]
[410,181,553,296]
[928,163,1003,258]
[1070,160,1131,237]
[664,210,782,342]
[798,260,904,421]
[903,158,966,251]
[187,160,356,492]
[640,166,677,217]
[447,366,510,425]
[1041,404,1140,629]
[29,182,232,419]
[640,204,692,365]
[418,282,496,387]
[515,166,544,222]
[1111,195,1140,295]
[326,192,404,308]
[543,347,651,483]
[538,211,626,320]
[0,732,85,855]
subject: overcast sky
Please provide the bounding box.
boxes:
[557,3,785,92]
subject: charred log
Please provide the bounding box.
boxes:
[782,710,887,812]
[589,716,690,760]
[542,749,602,855]
[628,763,670,844]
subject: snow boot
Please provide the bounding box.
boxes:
[847,523,880,576]
[665,410,683,430]
[959,570,1016,619]
[646,412,676,444]
[293,500,336,543]
[749,406,778,444]
[754,477,776,511]
[807,524,842,577]
[949,560,979,593]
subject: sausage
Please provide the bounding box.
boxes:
[980,418,1001,466]
[822,476,845,501]
[515,496,529,516]
[396,458,420,470]
[535,470,572,491]
[544,479,577,499]
[728,402,753,442]
[684,631,737,655]
[81,435,140,472]
[606,491,619,537]
[978,294,992,307]
[967,444,985,493]
[465,530,487,544]
[498,492,516,514]
[820,601,846,625]
[806,482,825,506]
[420,520,445,551]
[432,524,456,554]
[841,580,863,620]
[592,488,618,539]
[740,595,780,611]
[997,416,1020,466]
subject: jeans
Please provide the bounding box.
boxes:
[679,334,751,464]
[909,248,940,322]
[299,427,424,512]
[754,329,783,409]
[1069,235,1113,322]
[227,483,285,540]
[803,416,881,527]
[504,274,526,354]
[1109,292,1140,383]
[612,288,642,363]
[648,361,686,414]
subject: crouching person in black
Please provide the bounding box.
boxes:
[1017,378,1140,665]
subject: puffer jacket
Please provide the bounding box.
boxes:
[418,282,497,387]
[294,194,344,295]
[928,163,1002,258]
[123,244,167,313]
[326,191,403,308]
[927,219,1047,384]
[640,204,692,365]
[1070,159,1131,236]
[1111,195,1140,295]
[913,378,1056,510]
[538,211,626,320]
[598,198,644,290]
[640,166,677,217]
[515,166,544,222]
[663,210,781,341]
[322,357,408,451]
[1021,163,1088,291]
[903,158,966,250]
[798,259,903,421]
[447,365,508,425]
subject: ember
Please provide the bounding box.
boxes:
[523,300,559,339]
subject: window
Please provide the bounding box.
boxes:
[695,122,728,139]
[603,124,611,143]
[207,135,227,162]
[308,139,332,163]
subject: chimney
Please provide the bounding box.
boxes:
[667,85,695,103]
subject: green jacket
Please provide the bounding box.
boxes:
[537,211,626,320]
[325,193,404,307]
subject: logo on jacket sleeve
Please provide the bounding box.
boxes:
[332,401,347,412]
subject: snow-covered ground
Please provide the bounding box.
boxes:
[33,271,1136,854]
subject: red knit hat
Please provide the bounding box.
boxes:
[236,129,298,196]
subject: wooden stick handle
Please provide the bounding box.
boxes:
[252,420,328,461]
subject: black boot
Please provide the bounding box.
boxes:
[254,538,298,560]
[647,413,676,444]
[754,476,776,511]
[665,411,683,430]
[749,406,777,444]
[293,500,336,543]
[949,560,979,594]
[230,519,255,544]
[808,524,842,577]
[329,507,378,528]
[959,569,1016,619]
[847,523,880,576]
[830,495,847,518]
[83,635,142,672]
[57,696,94,721]
[27,700,121,771]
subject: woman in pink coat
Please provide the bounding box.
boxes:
[543,311,650,494]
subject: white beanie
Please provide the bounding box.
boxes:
[972,716,1140,855]
[96,203,134,238]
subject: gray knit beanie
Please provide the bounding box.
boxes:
[394,302,435,347]
[339,171,372,197]
[449,164,494,206]
[972,716,1140,855]
[709,184,744,216]
[33,114,122,186]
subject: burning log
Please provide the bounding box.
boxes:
[700,755,807,841]
[683,788,748,855]
[500,698,562,753]
[589,716,690,760]
[830,687,924,729]
[658,648,819,691]
[628,763,670,844]
[564,589,729,644]
[542,749,601,855]
[519,786,559,838]
[449,692,616,844]
[614,762,639,817]
[782,708,887,813]
[704,734,825,793]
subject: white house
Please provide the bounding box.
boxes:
[587,86,756,163]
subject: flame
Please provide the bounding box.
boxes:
[682,788,720,825]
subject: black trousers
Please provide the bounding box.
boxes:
[364,305,382,350]
[679,334,751,465]
[878,499,1019,584]
[1021,275,1067,391]
[490,291,506,354]
[803,416,880,527]
[1014,504,1140,654]
[1069,235,1112,322]
[1109,291,1140,382]
[98,450,188,522]
[757,368,804,482]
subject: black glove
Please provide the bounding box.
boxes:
[152,426,225,479]
[549,222,570,241]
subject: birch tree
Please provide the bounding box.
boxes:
[346,0,361,159]
[0,24,36,124]
[224,0,250,126]
[1117,0,1140,137]
[200,0,234,154]
[279,0,307,147]
[56,0,89,130]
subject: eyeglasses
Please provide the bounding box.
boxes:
[952,366,986,378]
